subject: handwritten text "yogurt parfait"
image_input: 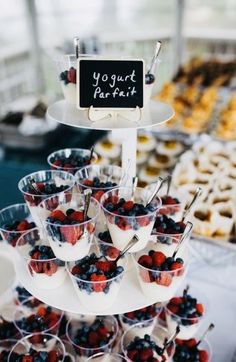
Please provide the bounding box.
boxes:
[92,70,137,99]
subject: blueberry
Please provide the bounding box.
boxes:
[176,257,184,264]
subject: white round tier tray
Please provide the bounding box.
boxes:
[47,99,174,130]
[0,244,17,308]
[12,247,175,315]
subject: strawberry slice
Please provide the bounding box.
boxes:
[93,190,105,201]
[196,303,204,315]
[67,67,76,84]
[69,211,84,223]
[90,273,107,292]
[48,350,58,362]
[138,255,153,268]
[170,297,183,305]
[186,338,197,348]
[138,217,150,227]
[107,246,120,259]
[83,179,93,186]
[61,226,78,245]
[17,220,30,231]
[43,261,58,276]
[167,304,179,314]
[22,356,33,362]
[199,349,209,362]
[156,271,172,286]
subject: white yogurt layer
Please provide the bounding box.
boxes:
[61,82,76,104]
[166,313,200,340]
[144,83,154,106]
[72,277,121,312]
[107,221,155,252]
[28,264,67,289]
[48,234,92,262]
[137,272,186,302]
[120,316,156,336]
[28,205,50,229]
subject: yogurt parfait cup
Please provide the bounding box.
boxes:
[86,352,129,361]
[8,333,65,361]
[66,316,119,361]
[16,228,67,289]
[165,288,206,340]
[76,165,125,201]
[40,192,100,262]
[121,322,175,362]
[0,339,17,361]
[119,303,162,336]
[55,54,77,104]
[144,58,161,106]
[18,170,75,227]
[151,233,189,258]
[13,299,63,337]
[101,187,161,253]
[133,241,188,302]
[47,148,98,175]
[67,249,126,312]
[0,203,35,247]
[173,338,212,362]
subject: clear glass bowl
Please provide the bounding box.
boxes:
[66,316,119,360]
[16,227,67,289]
[18,170,75,227]
[40,192,100,261]
[0,203,35,247]
[100,187,161,252]
[47,148,98,174]
[8,333,65,361]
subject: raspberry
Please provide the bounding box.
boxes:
[71,265,82,275]
[152,251,166,267]
[17,220,30,231]
[48,350,58,362]
[186,338,197,348]
[175,338,184,345]
[69,211,84,222]
[88,331,99,346]
[127,350,138,360]
[22,357,33,362]
[93,190,105,201]
[117,219,131,230]
[43,261,58,276]
[67,67,76,84]
[123,201,134,211]
[167,304,179,314]
[170,262,183,271]
[196,303,204,315]
[170,297,183,305]
[199,349,209,362]
[107,246,120,259]
[95,261,113,273]
[50,210,66,222]
[83,179,93,186]
[140,348,153,361]
[138,255,153,268]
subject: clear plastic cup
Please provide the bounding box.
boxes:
[174,338,212,362]
[55,54,77,104]
[0,339,17,361]
[119,303,162,335]
[8,333,65,361]
[16,227,67,289]
[66,316,119,360]
[18,170,75,227]
[76,165,125,201]
[47,148,98,174]
[101,187,161,252]
[133,241,188,302]
[0,203,35,247]
[67,248,126,312]
[165,288,207,340]
[13,299,63,336]
[144,58,161,106]
[121,322,175,362]
[151,233,189,257]
[40,192,100,261]
[86,352,129,361]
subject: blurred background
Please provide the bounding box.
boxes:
[0,0,235,207]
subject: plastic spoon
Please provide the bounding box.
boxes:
[89,146,94,164]
[161,325,180,355]
[172,221,193,259]
[181,187,202,222]
[196,323,215,347]
[145,177,164,206]
[83,188,92,222]
[74,37,80,59]
[28,178,42,195]
[131,176,138,201]
[114,235,139,263]
[147,41,162,75]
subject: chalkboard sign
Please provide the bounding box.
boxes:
[77,58,144,109]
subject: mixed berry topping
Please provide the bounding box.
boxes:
[154,215,186,235]
[138,251,184,286]
[15,286,32,303]
[1,220,36,247]
[145,73,155,85]
[97,231,120,260]
[161,196,180,205]
[46,209,94,245]
[167,290,204,324]
[122,304,161,324]
[28,245,65,276]
[16,305,61,334]
[82,177,118,201]
[0,319,18,340]
[60,67,76,85]
[173,338,209,362]
[70,318,115,349]
[71,253,124,293]
[24,182,69,206]
[10,348,63,362]
[50,152,91,172]
[125,334,168,362]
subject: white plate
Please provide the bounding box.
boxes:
[46,100,174,131]
[14,250,177,315]
[0,244,17,308]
